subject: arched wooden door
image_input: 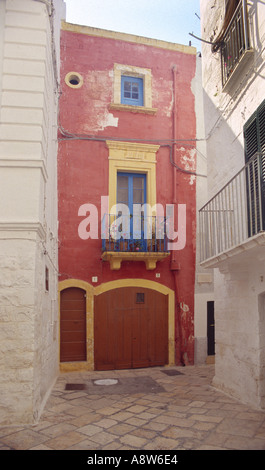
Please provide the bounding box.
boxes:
[94,287,168,370]
[60,287,86,362]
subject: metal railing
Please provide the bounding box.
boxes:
[102,214,169,253]
[221,0,251,87]
[199,152,265,262]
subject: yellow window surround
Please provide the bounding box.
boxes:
[110,63,157,115]
[103,140,170,270]
[106,139,159,214]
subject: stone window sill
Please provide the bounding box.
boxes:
[109,103,157,115]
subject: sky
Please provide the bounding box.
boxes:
[64,0,202,51]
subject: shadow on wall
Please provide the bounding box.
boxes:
[202,88,245,200]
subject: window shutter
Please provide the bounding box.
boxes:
[121,76,144,106]
[258,100,265,155]
[258,102,265,230]
[244,99,265,160]
[244,99,265,233]
[244,115,258,161]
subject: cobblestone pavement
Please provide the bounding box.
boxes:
[1,365,265,451]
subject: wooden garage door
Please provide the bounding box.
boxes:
[60,287,86,362]
[94,287,168,370]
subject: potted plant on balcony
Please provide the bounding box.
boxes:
[134,240,142,252]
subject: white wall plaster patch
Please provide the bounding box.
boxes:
[101,112,119,130]
[180,302,189,312]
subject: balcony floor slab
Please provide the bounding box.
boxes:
[101,251,170,270]
[200,232,265,269]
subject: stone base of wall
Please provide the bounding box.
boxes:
[213,254,265,410]
[194,337,207,364]
[206,355,215,364]
[0,236,59,425]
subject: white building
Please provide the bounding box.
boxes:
[199,0,265,408]
[194,55,215,367]
[0,0,65,425]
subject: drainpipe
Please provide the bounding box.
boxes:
[172,66,178,206]
[171,65,184,366]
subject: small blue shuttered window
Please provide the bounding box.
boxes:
[121,76,144,106]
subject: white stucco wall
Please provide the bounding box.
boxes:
[0,0,65,425]
[213,252,265,409]
[200,0,265,197]
[200,0,265,408]
[194,54,214,364]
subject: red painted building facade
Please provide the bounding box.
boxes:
[58,22,198,371]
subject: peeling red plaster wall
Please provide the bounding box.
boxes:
[58,28,197,365]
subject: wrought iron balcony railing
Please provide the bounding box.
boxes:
[102,214,169,254]
[199,152,265,263]
[221,0,252,87]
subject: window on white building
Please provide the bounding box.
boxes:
[244,99,265,236]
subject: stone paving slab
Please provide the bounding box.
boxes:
[0,365,265,451]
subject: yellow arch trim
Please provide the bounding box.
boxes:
[59,278,93,293]
[58,278,175,371]
[94,278,173,296]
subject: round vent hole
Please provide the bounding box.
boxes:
[65,72,83,88]
[70,77,79,85]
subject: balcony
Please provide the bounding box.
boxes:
[220,0,253,89]
[101,214,170,270]
[199,152,265,267]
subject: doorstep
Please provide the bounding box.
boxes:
[206,355,215,364]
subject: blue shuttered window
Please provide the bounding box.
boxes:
[121,76,144,106]
[117,172,146,216]
[117,173,146,247]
